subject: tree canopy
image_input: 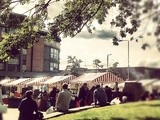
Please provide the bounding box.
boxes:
[93,59,103,72]
[0,0,160,60]
[64,56,83,76]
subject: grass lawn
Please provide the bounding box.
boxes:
[49,100,160,120]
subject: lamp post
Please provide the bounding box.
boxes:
[119,40,130,81]
[107,54,112,69]
[127,40,130,81]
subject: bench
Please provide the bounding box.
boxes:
[43,106,94,120]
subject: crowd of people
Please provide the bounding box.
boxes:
[18,83,71,120]
[28,83,122,110]
[17,83,121,120]
[76,83,122,107]
[0,83,124,120]
[45,83,122,111]
[1,82,159,120]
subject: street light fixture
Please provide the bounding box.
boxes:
[119,40,130,81]
[107,54,112,69]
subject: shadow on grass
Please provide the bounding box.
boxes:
[75,117,127,120]
[137,117,160,120]
[75,117,160,120]
[133,103,160,108]
[75,117,106,120]
[148,104,160,107]
[111,117,127,120]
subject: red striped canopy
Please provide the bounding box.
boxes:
[152,80,160,87]
[42,75,77,85]
[5,78,32,86]
[25,77,50,86]
[71,72,124,84]
[0,78,14,85]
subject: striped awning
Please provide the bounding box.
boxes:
[25,77,49,86]
[6,78,32,86]
[138,79,158,86]
[151,80,160,87]
[42,75,77,85]
[71,72,124,84]
[0,78,14,85]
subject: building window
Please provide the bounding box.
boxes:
[22,49,27,55]
[22,54,27,65]
[44,46,59,71]
[7,64,19,71]
[50,48,59,60]
[8,58,19,65]
[50,48,54,59]
[50,63,54,71]
[50,62,58,71]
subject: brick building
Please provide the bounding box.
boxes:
[0,13,60,78]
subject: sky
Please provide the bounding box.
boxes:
[12,0,160,70]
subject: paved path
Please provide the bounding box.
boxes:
[3,108,19,120]
[3,106,94,120]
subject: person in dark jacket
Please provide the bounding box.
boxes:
[49,87,59,107]
[94,84,108,107]
[105,85,112,102]
[18,90,41,120]
[78,83,89,106]
[85,86,96,105]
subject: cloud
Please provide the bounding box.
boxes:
[76,30,117,40]
[138,57,160,68]
[47,1,65,18]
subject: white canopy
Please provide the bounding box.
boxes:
[138,79,158,86]
[0,78,14,85]
[6,78,32,86]
[25,77,49,85]
[118,82,125,88]
[42,75,76,85]
[138,79,159,93]
[71,72,124,84]
[152,80,160,87]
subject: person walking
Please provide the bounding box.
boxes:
[94,84,108,107]
[78,83,89,106]
[55,83,71,113]
[49,87,59,107]
[85,86,96,105]
[18,90,43,120]
[104,85,112,102]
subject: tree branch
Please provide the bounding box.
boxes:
[73,0,104,37]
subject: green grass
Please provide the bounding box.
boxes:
[49,100,160,120]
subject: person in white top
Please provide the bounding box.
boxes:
[56,83,71,113]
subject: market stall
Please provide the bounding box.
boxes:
[42,75,77,89]
[36,75,77,111]
[152,80,160,94]
[152,80,160,87]
[71,72,124,89]
[138,79,159,93]
[0,78,14,86]
[3,78,32,108]
[6,78,32,86]
[24,77,50,90]
[25,77,49,86]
